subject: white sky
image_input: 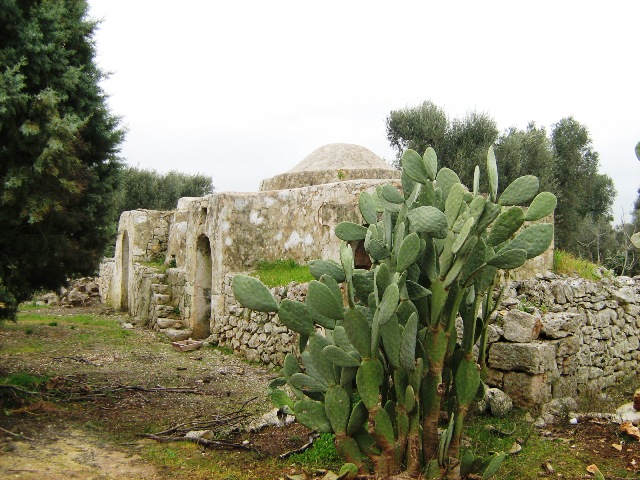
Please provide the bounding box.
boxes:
[88,0,639,224]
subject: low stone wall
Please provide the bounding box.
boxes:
[485,273,640,406]
[216,272,640,407]
[213,274,305,367]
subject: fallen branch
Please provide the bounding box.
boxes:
[53,356,99,366]
[279,434,320,459]
[0,384,39,396]
[148,396,257,436]
[0,426,35,441]
[142,434,259,452]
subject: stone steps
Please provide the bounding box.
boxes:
[156,317,184,329]
[151,283,170,294]
[156,304,177,318]
[154,293,171,305]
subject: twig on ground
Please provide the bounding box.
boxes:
[53,356,100,366]
[279,434,320,459]
[142,434,259,452]
[0,426,35,441]
[0,384,39,396]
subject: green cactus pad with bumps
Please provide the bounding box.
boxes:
[306,280,344,320]
[498,175,539,206]
[376,283,400,325]
[343,307,372,358]
[323,345,361,367]
[407,206,448,234]
[294,398,333,433]
[524,191,557,221]
[335,221,368,241]
[308,259,346,282]
[402,149,430,184]
[500,223,553,259]
[278,299,316,336]
[423,147,438,180]
[380,316,402,368]
[476,201,502,233]
[356,358,384,409]
[347,401,369,435]
[487,146,498,202]
[381,184,405,204]
[232,275,279,312]
[397,233,421,273]
[290,372,327,393]
[373,408,395,446]
[445,182,466,227]
[455,357,481,406]
[487,207,525,247]
[359,191,379,225]
[399,312,418,371]
[435,167,461,199]
[270,389,294,410]
[325,385,351,434]
[487,248,528,269]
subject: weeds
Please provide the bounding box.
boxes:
[288,433,341,466]
[553,249,611,280]
[250,259,313,288]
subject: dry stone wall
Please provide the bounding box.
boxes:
[485,273,640,407]
[214,274,305,367]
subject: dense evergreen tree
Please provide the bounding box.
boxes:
[0,0,123,318]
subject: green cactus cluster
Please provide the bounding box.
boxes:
[232,146,556,479]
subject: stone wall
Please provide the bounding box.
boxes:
[215,272,640,407]
[485,273,640,406]
[214,274,305,367]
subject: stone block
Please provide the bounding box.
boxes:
[164,328,192,341]
[613,287,638,305]
[553,335,580,357]
[156,318,183,329]
[488,342,557,374]
[502,309,542,342]
[502,371,551,407]
[541,312,582,338]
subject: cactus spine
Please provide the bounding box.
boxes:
[232,147,555,479]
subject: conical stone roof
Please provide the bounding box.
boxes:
[260,143,400,191]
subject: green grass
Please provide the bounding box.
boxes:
[0,310,132,355]
[250,259,314,288]
[0,372,48,390]
[140,259,170,273]
[288,433,341,466]
[553,249,605,280]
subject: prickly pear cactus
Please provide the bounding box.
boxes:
[232,146,556,479]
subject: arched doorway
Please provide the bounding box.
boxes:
[120,230,130,311]
[192,235,212,338]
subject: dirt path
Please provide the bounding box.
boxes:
[0,306,307,479]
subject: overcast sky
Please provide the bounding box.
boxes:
[88,0,639,224]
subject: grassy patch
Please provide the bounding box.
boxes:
[1,311,132,355]
[251,259,313,288]
[288,433,341,467]
[553,249,605,280]
[0,372,48,390]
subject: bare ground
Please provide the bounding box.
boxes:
[0,306,313,479]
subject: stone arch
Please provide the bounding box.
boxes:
[120,230,130,311]
[192,234,212,338]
